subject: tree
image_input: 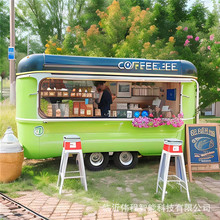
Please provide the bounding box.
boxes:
[0,0,9,77]
[115,0,152,16]
[115,6,157,58]
[188,1,207,32]
[198,24,220,108]
[152,2,169,39]
[44,0,64,41]
[16,0,98,51]
[166,0,187,36]
[76,0,107,30]
[67,0,86,28]
[16,0,58,46]
[166,0,187,23]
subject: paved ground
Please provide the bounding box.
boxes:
[194,176,220,220]
[1,176,220,220]
[0,191,159,220]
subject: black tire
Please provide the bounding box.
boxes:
[84,152,109,171]
[113,151,138,170]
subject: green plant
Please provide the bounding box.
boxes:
[0,99,17,137]
[40,99,49,114]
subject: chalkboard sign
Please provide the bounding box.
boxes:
[186,124,220,182]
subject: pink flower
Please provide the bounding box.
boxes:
[195,36,199,41]
[210,34,214,41]
[132,116,184,128]
[149,113,154,118]
[187,35,193,39]
[207,46,211,50]
[214,41,220,44]
[183,27,188,31]
[178,112,184,118]
[184,39,190,46]
[159,115,162,118]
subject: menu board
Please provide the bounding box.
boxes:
[186,124,220,182]
[188,126,219,163]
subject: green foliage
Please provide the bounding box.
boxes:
[0,100,17,138]
[99,1,127,45]
[188,1,207,32]
[0,0,9,77]
[68,100,73,116]
[79,0,107,30]
[40,99,49,114]
[16,0,56,46]
[67,0,86,28]
[152,2,169,39]
[166,0,187,23]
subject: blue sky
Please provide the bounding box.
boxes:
[187,0,214,11]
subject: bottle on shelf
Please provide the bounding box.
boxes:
[82,87,87,97]
[71,88,76,97]
[87,87,93,98]
[78,87,82,97]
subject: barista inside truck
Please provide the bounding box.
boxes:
[94,81,112,117]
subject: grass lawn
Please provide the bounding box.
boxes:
[0,99,17,138]
[199,116,220,124]
[0,78,10,102]
[192,172,220,180]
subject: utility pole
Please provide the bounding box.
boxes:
[9,0,16,105]
[27,35,29,55]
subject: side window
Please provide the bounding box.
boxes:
[39,79,180,119]
[39,79,96,118]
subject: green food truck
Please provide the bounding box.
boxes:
[16,54,199,170]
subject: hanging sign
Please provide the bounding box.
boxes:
[186,124,220,182]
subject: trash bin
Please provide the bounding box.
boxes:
[0,127,24,183]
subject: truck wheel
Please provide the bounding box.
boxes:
[113,151,138,170]
[84,152,109,171]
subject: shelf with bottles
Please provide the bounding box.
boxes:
[70,87,94,98]
[40,86,95,99]
[40,98,94,118]
[131,83,160,97]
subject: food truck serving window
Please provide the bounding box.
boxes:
[39,78,181,119]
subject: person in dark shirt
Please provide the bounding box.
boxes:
[94,81,112,117]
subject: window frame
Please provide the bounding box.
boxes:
[38,74,195,121]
